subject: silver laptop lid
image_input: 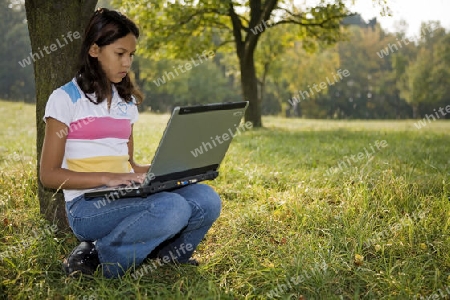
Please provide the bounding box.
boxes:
[147,101,249,181]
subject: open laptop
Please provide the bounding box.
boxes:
[84,101,249,200]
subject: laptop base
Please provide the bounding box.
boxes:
[84,171,219,200]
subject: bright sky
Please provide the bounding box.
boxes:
[299,0,450,37]
[348,0,450,37]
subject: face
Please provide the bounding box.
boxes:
[89,33,137,83]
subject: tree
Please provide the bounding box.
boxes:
[397,22,448,118]
[282,39,339,118]
[114,0,359,127]
[25,0,98,229]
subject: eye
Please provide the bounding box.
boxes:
[117,52,125,57]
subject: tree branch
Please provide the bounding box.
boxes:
[272,13,346,28]
[228,0,244,56]
[246,0,278,57]
[210,39,236,54]
[274,6,302,19]
[238,14,250,29]
[205,18,232,32]
[249,0,262,28]
[175,7,222,28]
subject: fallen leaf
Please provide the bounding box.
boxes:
[354,254,364,266]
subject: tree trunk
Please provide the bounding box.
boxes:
[412,104,419,119]
[258,62,270,114]
[25,0,98,231]
[239,52,262,127]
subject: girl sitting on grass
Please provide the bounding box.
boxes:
[39,7,221,278]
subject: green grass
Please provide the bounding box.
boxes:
[1,100,449,299]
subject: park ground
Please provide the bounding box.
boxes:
[0,100,449,299]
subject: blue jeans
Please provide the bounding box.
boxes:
[65,184,221,278]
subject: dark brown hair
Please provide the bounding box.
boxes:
[76,8,143,104]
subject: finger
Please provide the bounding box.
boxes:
[135,174,145,183]
[125,180,137,186]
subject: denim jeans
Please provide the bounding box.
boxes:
[65,183,221,278]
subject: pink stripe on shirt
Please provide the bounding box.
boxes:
[67,117,131,140]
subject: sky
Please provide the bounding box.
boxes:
[348,0,450,37]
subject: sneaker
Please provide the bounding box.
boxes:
[62,241,100,276]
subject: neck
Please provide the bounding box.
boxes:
[107,83,113,104]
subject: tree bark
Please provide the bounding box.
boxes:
[25,0,98,231]
[412,104,419,119]
[239,51,262,127]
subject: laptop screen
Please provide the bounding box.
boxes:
[147,101,249,181]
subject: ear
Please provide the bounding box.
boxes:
[88,43,100,58]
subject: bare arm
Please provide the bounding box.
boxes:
[39,117,145,190]
[128,124,151,174]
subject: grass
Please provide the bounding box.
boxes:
[0,100,449,299]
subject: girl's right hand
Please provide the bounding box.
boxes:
[103,173,146,187]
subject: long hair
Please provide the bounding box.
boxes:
[76,8,143,104]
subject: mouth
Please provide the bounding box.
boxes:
[119,71,128,77]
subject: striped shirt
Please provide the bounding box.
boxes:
[44,78,139,201]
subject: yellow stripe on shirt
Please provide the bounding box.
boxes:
[66,155,132,173]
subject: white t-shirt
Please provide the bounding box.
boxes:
[43,78,139,201]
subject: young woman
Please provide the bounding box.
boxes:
[39,8,221,278]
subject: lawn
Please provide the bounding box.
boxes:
[0,100,449,299]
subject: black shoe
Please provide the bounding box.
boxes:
[62,241,100,276]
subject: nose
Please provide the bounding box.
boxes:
[123,55,132,68]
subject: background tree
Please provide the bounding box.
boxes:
[283,39,339,118]
[25,0,98,229]
[431,31,450,107]
[398,48,433,118]
[397,22,448,118]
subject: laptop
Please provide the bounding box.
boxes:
[84,101,249,200]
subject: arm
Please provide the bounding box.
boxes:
[39,117,144,190]
[128,124,151,174]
